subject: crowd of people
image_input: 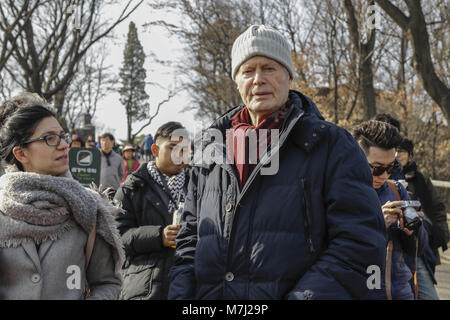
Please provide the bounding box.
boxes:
[0,25,448,300]
[64,130,154,200]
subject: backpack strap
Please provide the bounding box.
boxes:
[385,241,393,300]
[385,179,419,300]
[84,216,97,298]
[386,179,401,201]
[85,217,97,270]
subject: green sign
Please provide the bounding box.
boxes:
[69,147,101,187]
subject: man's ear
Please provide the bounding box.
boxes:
[12,146,29,166]
[151,144,159,158]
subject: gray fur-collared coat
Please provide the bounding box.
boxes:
[0,226,121,300]
[0,168,124,300]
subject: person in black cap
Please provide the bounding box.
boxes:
[397,138,449,299]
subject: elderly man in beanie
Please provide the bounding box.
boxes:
[397,138,449,299]
[168,25,386,300]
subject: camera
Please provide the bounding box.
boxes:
[398,200,422,231]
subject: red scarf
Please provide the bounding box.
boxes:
[226,105,288,189]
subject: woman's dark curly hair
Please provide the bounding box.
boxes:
[352,120,403,154]
[0,95,55,171]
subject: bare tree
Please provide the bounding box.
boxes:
[147,0,255,120]
[0,0,144,127]
[0,0,41,74]
[64,42,117,132]
[374,0,450,122]
[343,0,377,120]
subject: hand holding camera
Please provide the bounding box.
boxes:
[381,200,423,235]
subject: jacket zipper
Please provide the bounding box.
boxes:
[223,107,306,295]
[301,178,315,254]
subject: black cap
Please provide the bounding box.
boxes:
[399,138,414,156]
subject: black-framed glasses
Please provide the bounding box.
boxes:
[369,159,401,176]
[22,132,72,147]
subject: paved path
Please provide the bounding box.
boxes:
[435,248,450,300]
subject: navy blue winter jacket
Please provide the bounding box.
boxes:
[368,181,428,300]
[168,90,387,300]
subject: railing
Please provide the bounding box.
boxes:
[432,180,450,189]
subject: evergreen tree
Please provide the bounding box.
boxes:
[119,21,149,143]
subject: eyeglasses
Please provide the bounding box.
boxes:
[369,159,401,176]
[22,132,72,147]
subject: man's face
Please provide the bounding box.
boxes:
[235,56,291,123]
[100,137,113,153]
[152,137,190,176]
[366,146,397,189]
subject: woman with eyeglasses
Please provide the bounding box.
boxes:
[352,120,428,300]
[0,96,124,300]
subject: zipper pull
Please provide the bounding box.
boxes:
[308,238,315,254]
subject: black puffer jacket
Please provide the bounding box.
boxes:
[403,161,449,264]
[114,163,188,300]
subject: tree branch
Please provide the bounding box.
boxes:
[374,0,409,30]
[132,91,176,139]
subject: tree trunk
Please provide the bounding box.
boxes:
[397,30,408,120]
[360,44,377,120]
[54,91,68,131]
[343,0,377,120]
[407,3,450,121]
[333,68,339,124]
[127,111,133,144]
[375,0,450,123]
[431,111,438,179]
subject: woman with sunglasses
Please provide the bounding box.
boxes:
[353,120,428,300]
[0,96,124,299]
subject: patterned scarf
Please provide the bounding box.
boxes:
[147,161,185,213]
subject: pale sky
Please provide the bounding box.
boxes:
[93,3,208,143]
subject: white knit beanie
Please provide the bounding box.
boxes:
[231,25,293,80]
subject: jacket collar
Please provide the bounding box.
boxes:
[286,91,328,153]
[129,162,154,185]
[402,161,417,179]
[127,163,173,222]
[375,181,388,195]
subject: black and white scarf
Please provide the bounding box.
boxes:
[147,161,185,213]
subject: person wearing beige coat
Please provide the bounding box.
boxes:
[0,95,124,300]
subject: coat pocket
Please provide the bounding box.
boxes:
[120,257,157,300]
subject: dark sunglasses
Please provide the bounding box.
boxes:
[369,159,401,176]
[22,132,72,147]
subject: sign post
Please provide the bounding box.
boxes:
[69,147,101,187]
